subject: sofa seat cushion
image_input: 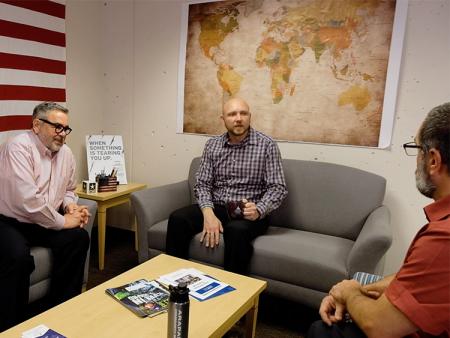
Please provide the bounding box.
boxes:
[30,246,52,285]
[250,227,354,292]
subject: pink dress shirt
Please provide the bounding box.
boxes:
[0,131,77,229]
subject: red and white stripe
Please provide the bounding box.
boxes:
[0,0,65,138]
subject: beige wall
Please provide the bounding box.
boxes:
[65,0,450,275]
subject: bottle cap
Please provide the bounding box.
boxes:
[169,282,190,303]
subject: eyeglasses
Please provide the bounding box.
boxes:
[39,118,72,135]
[403,142,422,156]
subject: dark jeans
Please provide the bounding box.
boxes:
[307,320,366,338]
[165,204,268,274]
[0,214,90,332]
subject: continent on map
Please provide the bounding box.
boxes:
[217,64,243,96]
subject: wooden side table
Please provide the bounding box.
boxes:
[76,182,147,270]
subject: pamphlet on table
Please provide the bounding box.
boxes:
[22,324,66,338]
[105,279,169,317]
[158,268,235,301]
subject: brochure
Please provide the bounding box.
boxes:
[22,324,66,338]
[158,268,235,301]
[105,279,169,317]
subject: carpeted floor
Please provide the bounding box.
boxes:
[87,227,319,338]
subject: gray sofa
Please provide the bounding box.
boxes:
[131,158,391,308]
[29,198,97,303]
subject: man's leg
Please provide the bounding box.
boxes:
[222,218,268,274]
[42,228,90,306]
[165,205,204,258]
[307,320,366,338]
[0,216,34,331]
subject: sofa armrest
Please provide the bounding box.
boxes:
[78,198,97,288]
[346,205,392,277]
[131,180,192,262]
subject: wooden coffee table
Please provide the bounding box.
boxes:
[1,254,267,338]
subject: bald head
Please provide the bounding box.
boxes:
[222,97,250,116]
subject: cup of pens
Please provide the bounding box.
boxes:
[96,168,119,192]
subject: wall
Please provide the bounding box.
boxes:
[65,0,450,275]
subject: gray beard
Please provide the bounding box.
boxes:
[415,162,436,199]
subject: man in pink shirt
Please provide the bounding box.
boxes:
[0,102,91,331]
[308,103,450,338]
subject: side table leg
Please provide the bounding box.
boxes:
[97,209,107,270]
[244,297,260,338]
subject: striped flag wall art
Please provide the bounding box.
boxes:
[0,0,66,140]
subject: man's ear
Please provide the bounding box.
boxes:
[427,148,442,176]
[31,118,40,133]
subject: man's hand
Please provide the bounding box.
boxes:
[319,295,346,326]
[241,199,260,221]
[329,279,361,305]
[63,210,84,229]
[64,204,91,228]
[200,207,223,248]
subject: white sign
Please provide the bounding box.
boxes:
[86,135,127,184]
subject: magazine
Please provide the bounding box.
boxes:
[105,279,169,317]
[158,268,235,301]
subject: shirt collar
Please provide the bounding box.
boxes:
[424,194,450,222]
[222,127,256,147]
[28,130,53,158]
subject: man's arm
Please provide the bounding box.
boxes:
[194,140,215,210]
[62,154,78,209]
[330,279,418,338]
[361,274,395,299]
[255,142,287,218]
[7,147,66,229]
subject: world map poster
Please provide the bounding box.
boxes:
[177,0,407,147]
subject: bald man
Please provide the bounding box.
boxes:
[166,98,288,273]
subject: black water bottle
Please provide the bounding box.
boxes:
[167,282,190,338]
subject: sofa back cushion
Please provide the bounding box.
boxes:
[269,159,386,240]
[187,157,386,241]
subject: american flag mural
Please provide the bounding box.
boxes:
[0,0,66,142]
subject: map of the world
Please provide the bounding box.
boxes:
[180,0,403,147]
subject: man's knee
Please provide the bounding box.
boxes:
[307,320,333,338]
[61,228,90,252]
[223,221,251,240]
[0,245,33,276]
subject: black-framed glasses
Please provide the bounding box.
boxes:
[39,118,72,135]
[403,142,422,156]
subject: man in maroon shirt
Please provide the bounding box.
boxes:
[308,102,450,338]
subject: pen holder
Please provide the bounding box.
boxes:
[96,174,118,192]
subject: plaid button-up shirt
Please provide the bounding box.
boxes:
[194,128,287,218]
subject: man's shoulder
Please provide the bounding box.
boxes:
[2,131,33,151]
[251,129,277,145]
[205,133,226,147]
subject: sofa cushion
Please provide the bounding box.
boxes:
[267,160,386,240]
[249,227,354,292]
[30,246,52,285]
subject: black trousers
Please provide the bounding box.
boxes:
[0,214,90,332]
[165,204,268,274]
[307,320,366,338]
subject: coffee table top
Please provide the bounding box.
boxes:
[2,254,267,338]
